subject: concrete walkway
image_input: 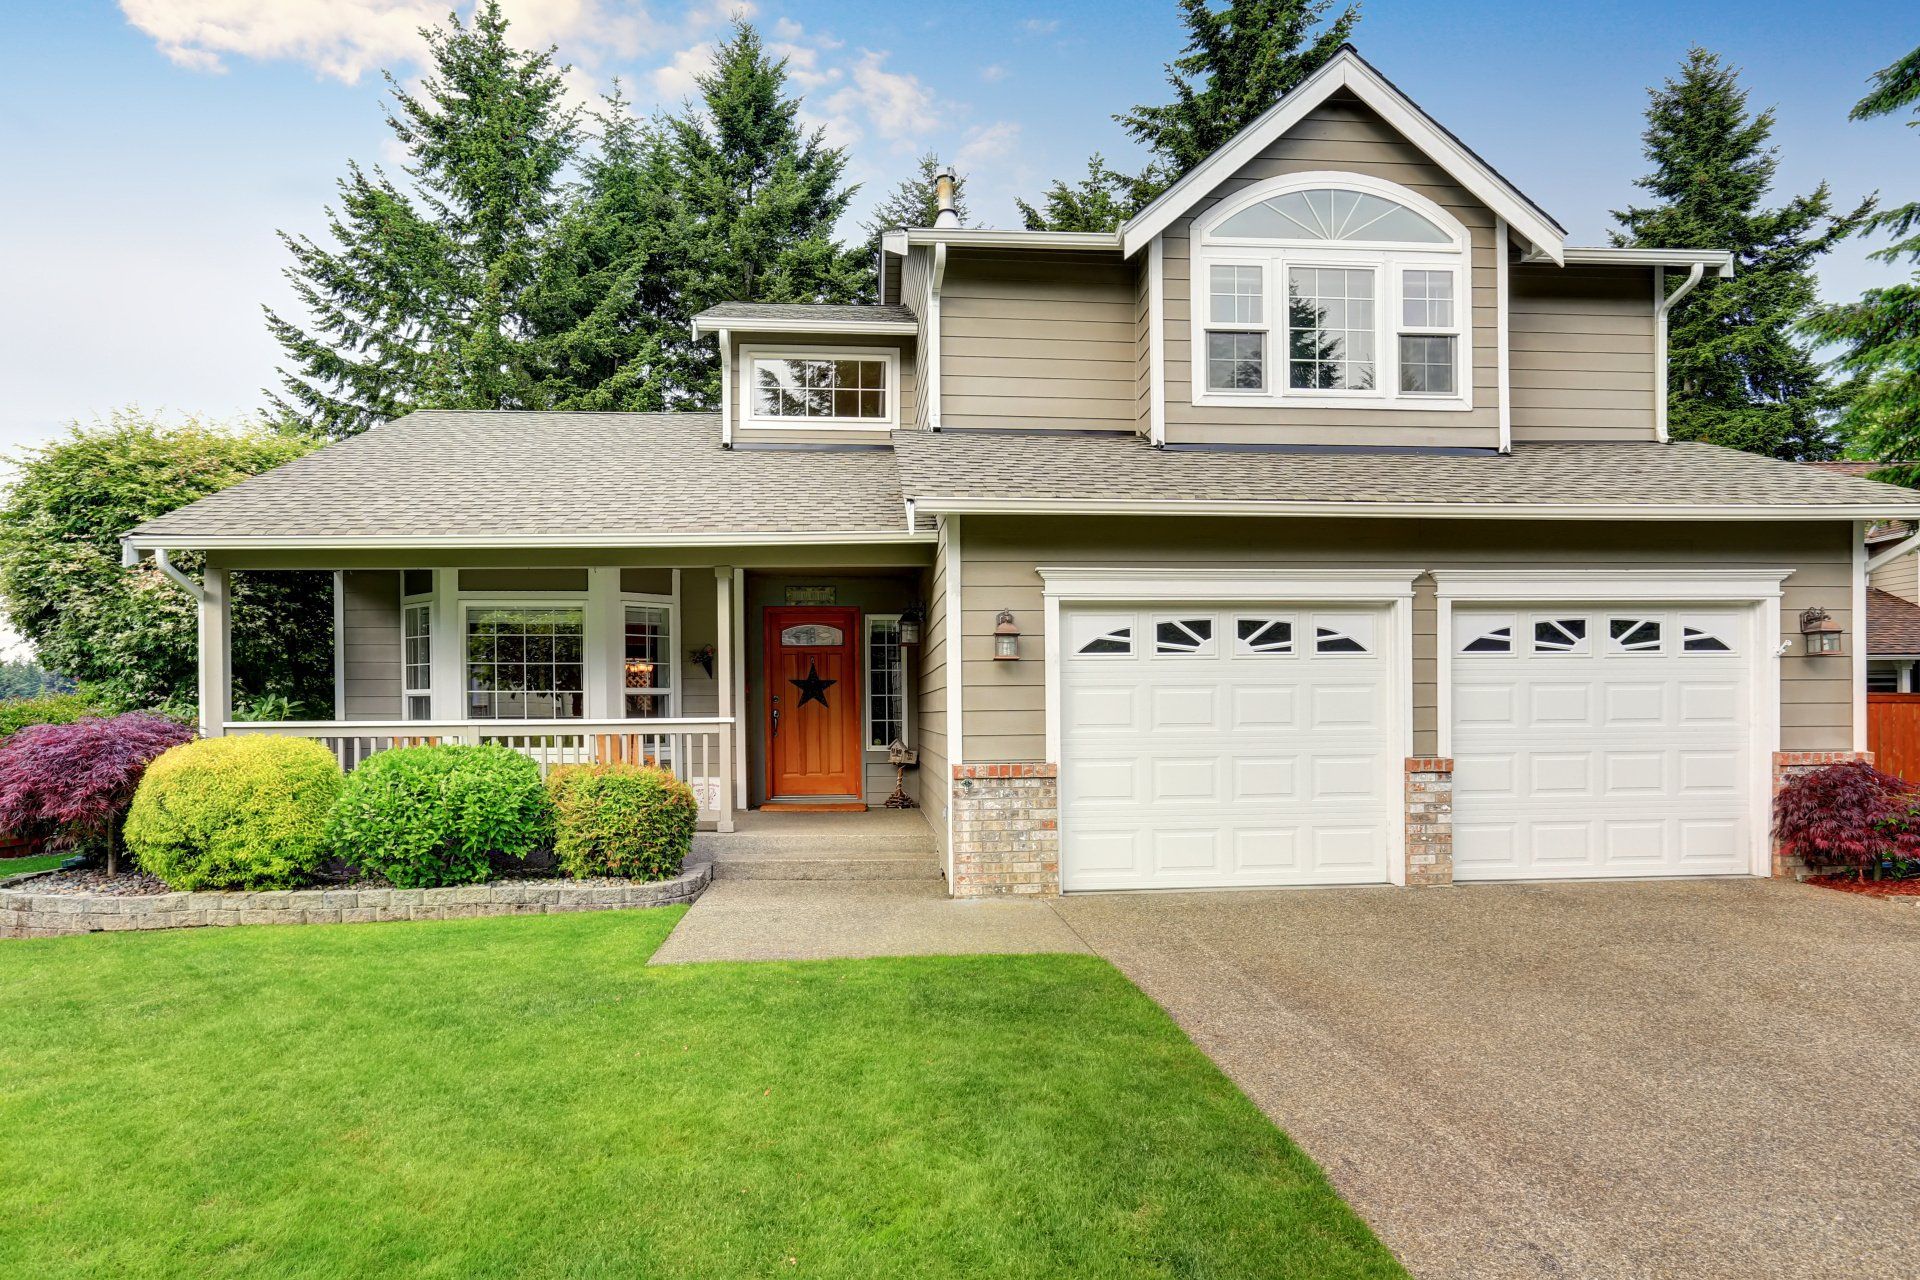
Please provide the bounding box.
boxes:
[647,878,1087,964]
[1054,879,1920,1280]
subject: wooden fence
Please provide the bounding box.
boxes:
[1867,693,1920,783]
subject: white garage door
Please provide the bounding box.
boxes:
[1060,605,1397,891]
[1451,606,1758,881]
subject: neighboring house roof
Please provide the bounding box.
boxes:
[123,412,917,549]
[895,433,1920,521]
[1120,46,1567,260]
[690,303,918,337]
[1869,588,1920,658]
[1801,462,1916,540]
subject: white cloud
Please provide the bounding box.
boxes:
[821,49,937,144]
[1019,17,1059,35]
[650,42,714,102]
[979,62,1009,84]
[954,120,1020,173]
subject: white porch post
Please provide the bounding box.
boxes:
[199,565,232,737]
[714,565,736,832]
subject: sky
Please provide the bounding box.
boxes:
[0,0,1914,658]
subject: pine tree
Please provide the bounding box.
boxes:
[1021,0,1355,231]
[265,1,577,436]
[1612,47,1871,459]
[655,21,868,406]
[1804,45,1920,477]
[862,153,968,261]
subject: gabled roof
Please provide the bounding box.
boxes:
[123,412,920,550]
[690,303,918,337]
[895,433,1920,522]
[1119,45,1567,262]
[1868,588,1920,657]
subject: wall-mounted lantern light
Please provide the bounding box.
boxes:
[993,609,1021,660]
[1800,606,1844,655]
[898,604,924,647]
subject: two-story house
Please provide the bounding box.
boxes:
[126,48,1920,895]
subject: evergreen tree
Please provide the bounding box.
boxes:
[525,87,684,410]
[1612,47,1871,459]
[266,1,578,435]
[862,153,968,261]
[1804,45,1920,477]
[1021,0,1356,231]
[645,22,867,407]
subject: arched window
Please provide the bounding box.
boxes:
[1191,172,1471,409]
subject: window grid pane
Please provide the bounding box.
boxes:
[464,606,586,720]
[403,604,432,700]
[754,358,890,420]
[1401,269,1454,328]
[1208,264,1263,324]
[1288,267,1375,390]
[624,605,672,719]
[1398,335,1456,395]
[868,619,905,748]
[1206,331,1265,391]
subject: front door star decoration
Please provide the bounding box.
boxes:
[790,662,836,709]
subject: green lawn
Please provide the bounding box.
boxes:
[0,853,64,877]
[0,910,1402,1279]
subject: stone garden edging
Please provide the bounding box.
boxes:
[0,864,709,940]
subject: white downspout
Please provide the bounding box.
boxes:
[1653,261,1705,445]
[151,548,205,604]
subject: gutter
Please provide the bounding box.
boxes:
[903,495,1920,522]
[119,529,938,553]
[124,545,204,603]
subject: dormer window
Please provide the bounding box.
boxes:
[1191,172,1471,412]
[743,346,899,430]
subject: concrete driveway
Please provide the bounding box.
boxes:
[1053,879,1920,1280]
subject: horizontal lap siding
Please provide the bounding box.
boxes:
[341,570,402,719]
[903,247,933,431]
[1161,94,1500,447]
[1509,264,1658,441]
[1869,549,1918,605]
[939,252,1139,432]
[957,516,1855,760]
[917,537,951,857]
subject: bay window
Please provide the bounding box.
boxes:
[623,603,675,718]
[1193,174,1471,410]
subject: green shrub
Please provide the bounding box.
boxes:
[331,745,550,888]
[546,764,698,881]
[0,688,117,741]
[125,735,343,889]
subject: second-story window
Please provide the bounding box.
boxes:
[1191,174,1471,411]
[745,347,898,429]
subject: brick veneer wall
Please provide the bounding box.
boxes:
[0,866,708,941]
[1771,750,1874,880]
[951,763,1059,897]
[1405,757,1454,887]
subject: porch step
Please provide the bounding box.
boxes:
[694,808,941,882]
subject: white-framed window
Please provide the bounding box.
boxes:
[402,602,433,720]
[1191,171,1472,412]
[742,345,900,429]
[462,602,587,720]
[622,599,675,719]
[866,614,907,749]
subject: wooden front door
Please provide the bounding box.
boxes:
[764,606,863,800]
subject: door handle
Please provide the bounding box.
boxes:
[771,697,781,740]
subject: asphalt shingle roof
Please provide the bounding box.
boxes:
[126,412,908,543]
[893,432,1920,513]
[1869,588,1920,656]
[693,302,917,327]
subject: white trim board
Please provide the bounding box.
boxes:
[907,497,1920,522]
[693,316,917,338]
[124,531,939,552]
[1120,48,1566,261]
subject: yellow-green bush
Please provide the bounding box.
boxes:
[546,764,697,880]
[125,736,343,889]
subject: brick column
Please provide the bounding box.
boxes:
[950,764,1059,897]
[1771,750,1874,879]
[1405,757,1454,886]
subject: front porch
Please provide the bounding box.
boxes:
[175,548,937,840]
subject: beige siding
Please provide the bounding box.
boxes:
[916,533,951,859]
[903,246,934,431]
[1509,262,1659,441]
[957,516,1855,760]
[1870,547,1919,604]
[727,331,914,447]
[340,570,401,719]
[1161,92,1501,446]
[1134,252,1153,435]
[939,251,1139,432]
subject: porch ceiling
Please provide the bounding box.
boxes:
[125,412,915,550]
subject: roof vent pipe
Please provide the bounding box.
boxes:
[933,171,959,228]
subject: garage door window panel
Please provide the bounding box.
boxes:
[1680,616,1735,653]
[1314,613,1374,655]
[1532,617,1589,654]
[1608,618,1663,654]
[1235,617,1296,655]
[1154,617,1216,656]
[1071,613,1134,657]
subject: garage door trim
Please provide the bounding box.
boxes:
[1040,567,1419,887]
[1434,568,1791,878]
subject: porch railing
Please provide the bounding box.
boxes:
[224,717,736,830]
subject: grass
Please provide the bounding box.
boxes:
[0,910,1403,1279]
[0,853,65,877]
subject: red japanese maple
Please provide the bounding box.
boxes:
[0,713,193,875]
[1772,761,1920,881]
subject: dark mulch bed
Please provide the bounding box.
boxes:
[13,869,682,897]
[1807,874,1920,898]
